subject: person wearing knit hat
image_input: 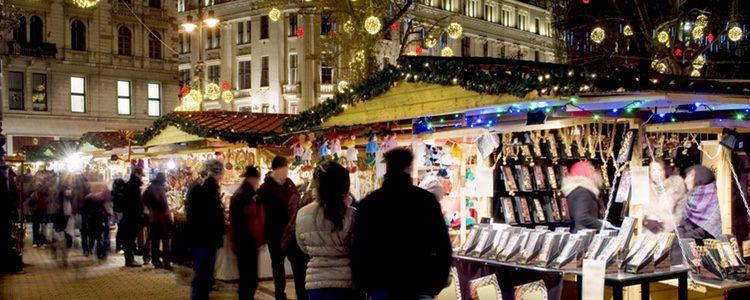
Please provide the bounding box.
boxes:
[186,159,226,299]
[229,166,264,299]
[561,161,608,233]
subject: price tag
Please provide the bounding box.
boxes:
[582,259,606,300]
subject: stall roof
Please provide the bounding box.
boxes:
[81,131,139,149]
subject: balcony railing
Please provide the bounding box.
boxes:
[5,42,57,58]
[319,83,335,94]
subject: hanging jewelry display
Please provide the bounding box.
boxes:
[559,128,573,159]
[654,134,666,159]
[532,131,544,158]
[576,125,587,158]
[501,133,512,165]
[545,130,560,161]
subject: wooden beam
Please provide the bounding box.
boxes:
[645,119,750,133]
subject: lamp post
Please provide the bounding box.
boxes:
[181,4,220,97]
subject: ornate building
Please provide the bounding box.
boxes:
[176,0,556,114]
[1,0,180,153]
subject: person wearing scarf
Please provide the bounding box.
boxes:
[679,165,722,240]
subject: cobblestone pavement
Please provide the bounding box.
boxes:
[0,243,295,300]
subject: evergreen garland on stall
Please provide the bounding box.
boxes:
[136,113,280,146]
[79,133,112,150]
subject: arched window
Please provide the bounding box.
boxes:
[118,26,132,56]
[13,17,26,44]
[30,16,44,45]
[148,31,162,59]
[71,20,86,51]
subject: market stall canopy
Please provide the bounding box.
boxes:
[139,111,291,147]
[20,140,80,162]
[80,131,140,151]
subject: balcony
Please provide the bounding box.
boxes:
[283,83,301,94]
[318,83,335,94]
[5,42,57,58]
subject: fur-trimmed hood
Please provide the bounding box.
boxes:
[561,176,601,198]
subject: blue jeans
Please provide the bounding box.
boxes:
[309,288,360,300]
[369,290,434,300]
[191,247,217,300]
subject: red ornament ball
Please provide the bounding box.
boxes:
[180,86,189,96]
[297,27,305,37]
[222,81,230,91]
[416,45,422,55]
[674,48,683,57]
[391,22,399,30]
[582,0,590,3]
[707,33,714,43]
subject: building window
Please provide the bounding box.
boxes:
[461,37,470,56]
[535,18,541,34]
[148,83,161,116]
[207,65,220,83]
[238,60,252,89]
[483,41,489,57]
[288,101,298,114]
[321,15,332,35]
[289,54,298,84]
[260,16,269,39]
[534,50,540,62]
[465,0,477,17]
[261,56,269,87]
[180,33,191,53]
[518,12,529,31]
[12,17,26,44]
[148,0,161,8]
[178,0,185,12]
[179,69,191,87]
[261,103,269,113]
[237,21,250,44]
[32,73,47,111]
[8,72,24,110]
[245,21,251,43]
[288,14,298,37]
[206,27,220,49]
[117,80,131,115]
[321,62,333,84]
[30,16,44,45]
[501,7,512,27]
[118,26,132,55]
[149,31,162,59]
[442,0,452,11]
[70,76,86,113]
[71,20,86,51]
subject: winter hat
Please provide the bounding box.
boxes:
[242,166,260,178]
[568,161,595,179]
[205,159,224,176]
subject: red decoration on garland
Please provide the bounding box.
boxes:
[222,81,230,91]
[582,0,590,3]
[416,45,423,55]
[297,27,305,37]
[674,48,683,57]
[180,86,189,96]
[391,22,399,30]
[707,33,714,43]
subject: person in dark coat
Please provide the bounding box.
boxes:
[111,178,127,253]
[82,179,110,259]
[561,161,608,233]
[229,166,264,299]
[30,177,51,248]
[352,149,452,300]
[679,165,722,240]
[186,159,226,300]
[143,172,173,269]
[121,170,145,267]
[258,156,308,300]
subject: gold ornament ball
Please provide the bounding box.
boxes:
[657,31,669,44]
[337,81,350,93]
[623,25,634,36]
[655,62,667,74]
[690,70,701,77]
[591,27,605,44]
[205,83,221,101]
[728,25,743,42]
[364,16,381,35]
[447,22,463,39]
[441,47,454,57]
[73,0,101,8]
[221,90,234,103]
[692,55,705,70]
[343,20,355,33]
[691,26,704,40]
[425,35,437,48]
[188,89,203,103]
[269,8,281,22]
[695,14,709,28]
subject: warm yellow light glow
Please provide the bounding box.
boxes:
[657,31,669,43]
[441,47,454,57]
[364,16,381,35]
[425,35,437,48]
[591,27,605,44]
[221,90,234,103]
[205,83,221,101]
[72,0,101,8]
[269,8,281,22]
[692,55,705,70]
[728,25,743,42]
[447,22,463,39]
[337,81,349,93]
[623,25,633,36]
[203,11,219,28]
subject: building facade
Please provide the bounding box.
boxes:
[1,0,180,153]
[176,0,556,114]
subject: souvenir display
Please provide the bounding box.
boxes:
[501,197,517,224]
[546,166,558,190]
[559,129,574,159]
[532,198,546,223]
[558,197,570,221]
[599,164,611,189]
[693,238,749,280]
[513,280,548,300]
[516,197,533,224]
[533,165,547,190]
[469,274,503,300]
[499,233,523,262]
[490,227,520,260]
[621,234,647,269]
[560,166,569,181]
[625,239,658,274]
[551,235,582,270]
[503,166,518,192]
[614,170,631,203]
[545,131,559,160]
[516,165,533,192]
[652,233,675,269]
[458,226,482,255]
[471,228,498,258]
[544,196,561,222]
[534,232,563,267]
[681,239,700,271]
[616,217,637,257]
[532,131,544,158]
[585,234,611,260]
[521,144,533,158]
[518,230,545,264]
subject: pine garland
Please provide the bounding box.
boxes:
[80,134,111,150]
[136,113,281,146]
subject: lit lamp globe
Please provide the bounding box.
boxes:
[691,26,704,39]
[364,16,381,35]
[188,89,203,103]
[591,27,605,44]
[206,83,221,101]
[343,20,355,33]
[728,25,743,42]
[441,47,454,57]
[269,8,281,22]
[655,62,667,74]
[447,22,463,39]
[657,31,670,44]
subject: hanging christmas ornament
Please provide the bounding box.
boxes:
[441,47,454,57]
[623,25,634,36]
[655,62,667,74]
[337,81,349,93]
[707,33,715,43]
[391,22,399,30]
[180,86,189,96]
[447,22,463,39]
[657,31,670,44]
[221,81,230,91]
[343,20,354,33]
[73,0,101,8]
[425,35,437,48]
[364,16,381,35]
[205,83,221,101]
[590,27,605,44]
[221,90,234,103]
[268,8,281,22]
[188,89,203,103]
[728,25,743,42]
[674,48,683,57]
[692,55,705,70]
[690,70,701,77]
[691,26,704,39]
[297,27,305,37]
[582,0,590,4]
[695,14,709,28]
[415,45,423,55]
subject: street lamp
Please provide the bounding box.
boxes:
[180,7,220,108]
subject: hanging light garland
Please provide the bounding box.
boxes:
[728,25,743,42]
[657,31,670,44]
[269,8,281,22]
[623,25,634,36]
[441,47,454,57]
[447,22,463,39]
[591,27,605,44]
[206,83,221,101]
[364,16,381,35]
[72,0,101,8]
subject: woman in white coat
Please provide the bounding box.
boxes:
[295,162,360,299]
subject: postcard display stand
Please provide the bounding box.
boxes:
[681,235,748,281]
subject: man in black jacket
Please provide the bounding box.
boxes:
[229,166,263,299]
[258,156,308,300]
[121,170,144,267]
[352,149,452,300]
[186,160,226,300]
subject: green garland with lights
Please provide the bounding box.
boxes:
[21,143,75,162]
[283,57,656,132]
[80,134,112,150]
[136,113,281,146]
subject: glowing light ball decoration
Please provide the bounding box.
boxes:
[73,0,101,8]
[590,27,605,44]
[692,55,705,70]
[425,35,437,48]
[582,0,590,4]
[441,47,454,57]
[415,45,423,55]
[269,8,281,21]
[707,33,715,43]
[343,20,354,33]
[691,26,703,39]
[391,22,399,30]
[447,22,463,39]
[205,83,221,101]
[623,25,634,36]
[657,31,670,44]
[364,16,381,35]
[674,48,683,57]
[728,25,743,42]
[690,70,701,77]
[337,81,349,93]
[188,89,203,103]
[297,27,305,37]
[221,91,234,103]
[696,14,709,28]
[655,62,667,74]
